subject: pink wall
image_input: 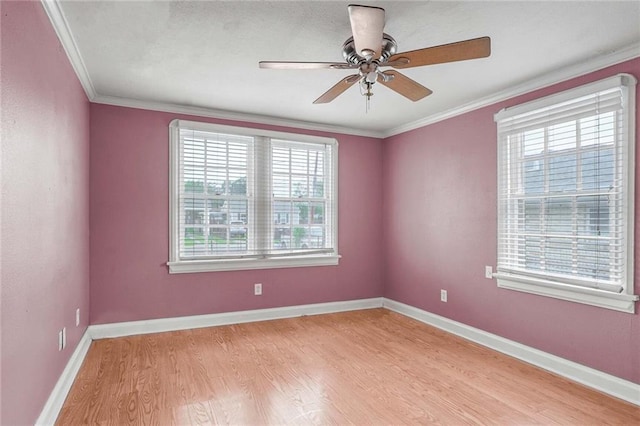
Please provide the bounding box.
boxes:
[89,105,384,324]
[1,2,91,424]
[2,3,636,422]
[382,58,640,384]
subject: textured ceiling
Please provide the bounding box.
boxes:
[56,1,640,136]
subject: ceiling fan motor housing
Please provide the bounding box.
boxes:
[342,33,397,65]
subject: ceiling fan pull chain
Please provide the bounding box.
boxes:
[363,82,373,113]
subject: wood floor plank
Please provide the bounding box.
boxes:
[56,309,640,425]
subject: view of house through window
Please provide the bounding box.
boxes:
[518,112,615,282]
[181,132,251,256]
[494,74,638,313]
[168,120,338,273]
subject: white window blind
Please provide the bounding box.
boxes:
[494,74,638,313]
[168,120,339,273]
[179,129,252,259]
[271,140,335,255]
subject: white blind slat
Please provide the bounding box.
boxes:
[495,75,633,294]
[175,127,336,261]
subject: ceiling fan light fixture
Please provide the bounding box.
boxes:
[365,70,377,83]
[377,71,393,83]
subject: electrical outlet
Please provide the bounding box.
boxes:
[62,327,66,349]
[58,330,64,351]
[254,283,262,296]
[76,308,80,327]
[485,266,493,279]
[440,289,447,302]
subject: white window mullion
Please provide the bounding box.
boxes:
[253,136,272,255]
[246,137,257,253]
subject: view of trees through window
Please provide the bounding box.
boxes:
[179,132,331,258]
[272,142,326,251]
[181,134,250,256]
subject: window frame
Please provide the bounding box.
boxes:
[167,119,339,274]
[494,74,638,313]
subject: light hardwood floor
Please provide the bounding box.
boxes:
[57,309,639,425]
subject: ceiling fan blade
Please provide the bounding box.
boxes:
[378,71,432,102]
[259,61,356,70]
[348,4,385,59]
[313,74,360,104]
[388,36,491,69]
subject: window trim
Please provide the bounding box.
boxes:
[168,119,339,273]
[493,273,638,313]
[494,74,638,313]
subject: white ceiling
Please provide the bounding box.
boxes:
[53,1,640,137]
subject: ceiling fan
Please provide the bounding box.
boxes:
[259,4,491,107]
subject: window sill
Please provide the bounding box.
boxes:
[167,254,341,274]
[495,273,639,314]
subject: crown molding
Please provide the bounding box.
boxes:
[41,0,382,138]
[383,43,640,138]
[41,0,638,140]
[40,0,96,99]
[92,95,384,138]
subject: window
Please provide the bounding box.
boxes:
[494,74,638,313]
[168,120,339,273]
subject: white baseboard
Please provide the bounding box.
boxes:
[37,298,382,424]
[88,297,384,339]
[383,298,640,406]
[36,296,638,426]
[35,329,92,425]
